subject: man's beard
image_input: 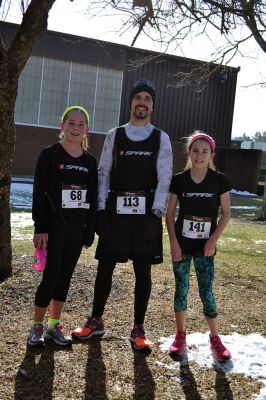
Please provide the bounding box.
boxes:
[134,107,149,119]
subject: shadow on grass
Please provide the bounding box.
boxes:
[215,369,234,400]
[84,337,107,399]
[179,363,233,400]
[14,344,68,400]
[133,350,155,399]
[180,363,202,400]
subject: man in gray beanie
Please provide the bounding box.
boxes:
[73,78,173,351]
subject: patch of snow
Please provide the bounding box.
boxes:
[11,212,33,240]
[242,213,256,216]
[225,237,240,242]
[231,206,258,209]
[11,212,32,228]
[230,189,258,197]
[159,332,266,400]
[10,182,33,210]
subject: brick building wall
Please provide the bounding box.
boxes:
[12,125,105,176]
[12,125,261,193]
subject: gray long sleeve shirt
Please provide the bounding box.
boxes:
[97,122,173,211]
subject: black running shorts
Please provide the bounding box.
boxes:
[95,213,163,264]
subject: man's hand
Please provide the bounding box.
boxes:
[151,208,162,218]
[95,210,109,238]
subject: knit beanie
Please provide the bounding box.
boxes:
[129,79,155,108]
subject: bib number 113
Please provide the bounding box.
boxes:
[123,196,139,207]
[116,195,145,214]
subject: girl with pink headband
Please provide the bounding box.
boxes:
[188,132,216,154]
[166,130,232,362]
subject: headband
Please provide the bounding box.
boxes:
[188,134,215,154]
[61,106,89,126]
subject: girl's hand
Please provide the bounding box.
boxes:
[33,233,48,250]
[204,237,216,257]
[170,239,182,262]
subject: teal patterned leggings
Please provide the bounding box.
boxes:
[173,254,217,318]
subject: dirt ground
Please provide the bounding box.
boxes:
[0,247,265,400]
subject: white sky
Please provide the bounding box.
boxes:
[2,0,266,137]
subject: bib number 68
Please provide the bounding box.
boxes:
[70,190,82,201]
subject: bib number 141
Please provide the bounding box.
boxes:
[189,221,205,232]
[182,217,211,239]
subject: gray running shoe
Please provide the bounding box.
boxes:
[44,323,73,346]
[72,316,104,340]
[28,324,45,347]
[129,324,152,350]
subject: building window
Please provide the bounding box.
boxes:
[68,63,97,129]
[93,67,123,133]
[15,56,123,133]
[15,56,42,124]
[39,58,70,127]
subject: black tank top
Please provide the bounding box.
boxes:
[109,126,161,192]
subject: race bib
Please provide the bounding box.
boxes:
[116,194,146,215]
[182,215,211,239]
[62,185,90,209]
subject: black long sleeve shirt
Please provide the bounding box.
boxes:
[32,142,98,243]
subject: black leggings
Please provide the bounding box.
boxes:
[92,261,152,325]
[35,222,85,308]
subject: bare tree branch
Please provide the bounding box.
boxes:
[7,0,56,82]
[88,0,265,60]
[86,0,265,88]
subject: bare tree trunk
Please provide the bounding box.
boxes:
[0,34,17,281]
[0,110,16,281]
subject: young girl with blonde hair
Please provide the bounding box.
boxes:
[28,106,97,347]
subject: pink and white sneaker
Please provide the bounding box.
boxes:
[169,332,186,358]
[210,336,231,362]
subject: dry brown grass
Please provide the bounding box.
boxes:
[0,222,265,400]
